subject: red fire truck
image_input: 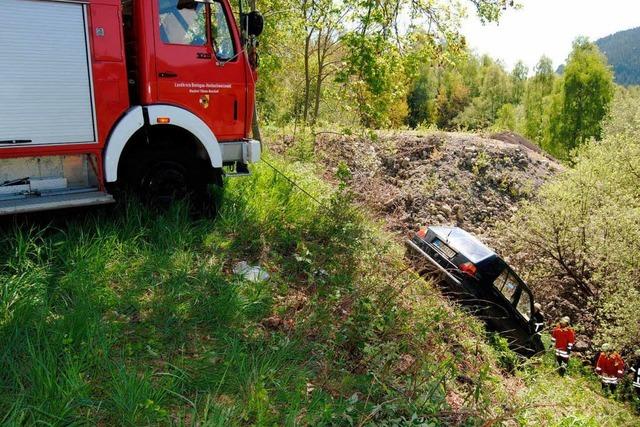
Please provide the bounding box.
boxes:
[0,0,264,214]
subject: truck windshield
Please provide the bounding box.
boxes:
[159,0,207,46]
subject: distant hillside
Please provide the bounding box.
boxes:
[596,27,640,85]
[556,27,640,85]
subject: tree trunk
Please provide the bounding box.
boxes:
[303,31,312,122]
[312,29,324,124]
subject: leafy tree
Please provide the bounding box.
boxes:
[337,0,513,127]
[299,0,348,124]
[407,69,435,128]
[547,38,615,155]
[481,62,513,119]
[510,60,528,104]
[339,33,407,127]
[494,103,517,130]
[523,56,555,143]
[434,69,471,129]
[454,58,511,129]
[543,78,566,155]
[251,0,302,123]
[501,87,640,352]
[253,0,516,127]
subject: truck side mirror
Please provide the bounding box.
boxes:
[243,11,264,37]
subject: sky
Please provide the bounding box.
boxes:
[461,0,640,72]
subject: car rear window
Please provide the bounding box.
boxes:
[430,227,495,263]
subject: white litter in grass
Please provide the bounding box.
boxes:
[233,261,270,283]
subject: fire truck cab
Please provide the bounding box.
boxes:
[0,0,263,214]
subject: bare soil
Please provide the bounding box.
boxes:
[312,131,562,240]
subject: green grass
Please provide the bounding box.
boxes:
[0,156,638,425]
[512,351,639,426]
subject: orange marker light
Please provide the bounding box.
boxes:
[156,117,171,124]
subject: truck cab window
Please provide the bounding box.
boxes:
[158,0,206,46]
[211,1,236,60]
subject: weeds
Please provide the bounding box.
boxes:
[0,155,638,425]
[472,151,491,175]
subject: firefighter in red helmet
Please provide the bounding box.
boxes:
[550,316,575,376]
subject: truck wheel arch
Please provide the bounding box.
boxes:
[104,105,223,183]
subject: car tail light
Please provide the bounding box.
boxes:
[416,227,428,239]
[459,262,477,277]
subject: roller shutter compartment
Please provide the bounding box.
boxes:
[0,0,96,146]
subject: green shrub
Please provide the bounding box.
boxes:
[499,86,640,352]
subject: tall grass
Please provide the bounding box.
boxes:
[0,160,339,425]
[1,157,638,425]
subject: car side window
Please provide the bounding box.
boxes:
[493,269,508,291]
[158,0,207,46]
[516,290,532,321]
[494,269,518,303]
[211,1,236,60]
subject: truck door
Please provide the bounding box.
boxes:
[153,0,246,140]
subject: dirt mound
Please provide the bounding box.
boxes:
[314,131,562,238]
[489,131,547,156]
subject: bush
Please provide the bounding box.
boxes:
[498,86,640,352]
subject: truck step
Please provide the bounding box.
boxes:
[0,190,114,215]
[224,162,251,178]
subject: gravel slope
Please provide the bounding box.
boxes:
[314,131,561,240]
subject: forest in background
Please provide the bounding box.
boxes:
[253,0,511,128]
[252,0,623,160]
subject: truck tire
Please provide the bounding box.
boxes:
[141,160,189,208]
[139,156,222,216]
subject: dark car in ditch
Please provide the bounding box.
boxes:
[406,226,544,356]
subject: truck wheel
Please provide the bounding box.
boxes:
[135,155,222,216]
[141,160,190,210]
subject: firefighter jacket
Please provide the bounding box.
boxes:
[630,361,640,389]
[550,325,575,358]
[596,352,625,385]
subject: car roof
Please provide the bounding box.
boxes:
[429,226,496,264]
